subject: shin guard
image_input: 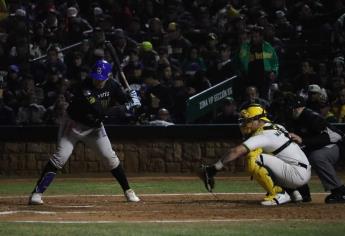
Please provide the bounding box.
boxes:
[246,149,282,198]
[34,172,56,193]
[33,161,57,193]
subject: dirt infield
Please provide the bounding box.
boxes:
[1,193,345,223]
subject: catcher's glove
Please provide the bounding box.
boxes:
[198,164,216,192]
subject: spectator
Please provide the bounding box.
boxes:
[212,96,239,124]
[163,22,192,65]
[16,94,46,125]
[142,69,174,116]
[0,78,16,125]
[237,25,279,99]
[2,64,22,111]
[201,33,219,70]
[207,43,236,86]
[126,16,145,43]
[63,6,92,44]
[123,48,144,86]
[148,108,175,126]
[157,64,174,88]
[182,46,207,76]
[65,51,85,83]
[331,86,345,123]
[291,59,320,96]
[239,86,270,110]
[189,70,212,94]
[319,100,337,123]
[305,84,327,112]
[170,74,190,123]
[139,41,159,71]
[43,93,69,125]
[143,17,165,49]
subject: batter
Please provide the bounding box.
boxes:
[29,59,141,205]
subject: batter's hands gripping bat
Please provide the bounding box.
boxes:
[104,40,130,90]
[105,41,141,109]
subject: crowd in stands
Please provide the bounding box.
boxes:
[0,0,345,125]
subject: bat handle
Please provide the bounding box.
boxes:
[119,71,130,90]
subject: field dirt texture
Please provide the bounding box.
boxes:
[1,178,345,223]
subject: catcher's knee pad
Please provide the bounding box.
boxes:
[246,148,263,174]
[249,153,282,196]
[253,165,282,195]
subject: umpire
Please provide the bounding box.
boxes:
[288,95,345,203]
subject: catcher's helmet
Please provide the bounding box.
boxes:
[89,59,112,81]
[239,104,270,137]
[239,104,270,124]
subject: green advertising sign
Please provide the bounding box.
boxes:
[186,76,236,122]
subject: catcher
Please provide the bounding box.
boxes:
[29,59,141,205]
[199,104,311,206]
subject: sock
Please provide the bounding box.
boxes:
[297,184,311,202]
[285,188,294,195]
[32,161,58,194]
[110,164,130,192]
[207,165,218,177]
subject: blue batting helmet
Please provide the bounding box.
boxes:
[89,59,112,81]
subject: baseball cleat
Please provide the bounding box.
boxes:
[29,193,44,205]
[261,191,291,206]
[198,165,215,193]
[325,193,345,204]
[125,189,140,202]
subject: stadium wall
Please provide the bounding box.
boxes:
[0,125,246,176]
[2,124,344,176]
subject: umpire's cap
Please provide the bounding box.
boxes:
[89,59,112,81]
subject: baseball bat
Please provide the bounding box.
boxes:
[104,41,131,90]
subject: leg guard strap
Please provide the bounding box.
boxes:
[253,165,282,195]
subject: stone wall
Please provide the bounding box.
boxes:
[0,139,246,176]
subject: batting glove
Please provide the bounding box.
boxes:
[126,90,141,110]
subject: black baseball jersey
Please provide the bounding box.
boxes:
[67,78,128,127]
[291,108,342,151]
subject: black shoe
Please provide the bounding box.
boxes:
[297,184,312,202]
[325,193,345,204]
[198,165,216,192]
[302,195,312,202]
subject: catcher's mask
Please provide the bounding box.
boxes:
[239,104,270,136]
